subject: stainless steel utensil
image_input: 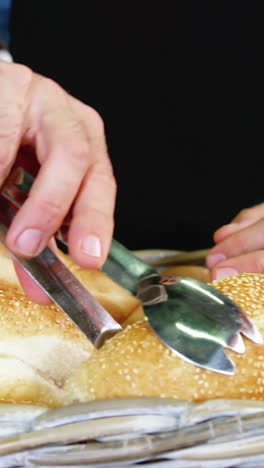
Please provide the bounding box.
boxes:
[0,165,262,374]
[103,239,262,375]
[0,168,122,349]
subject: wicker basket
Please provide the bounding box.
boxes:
[0,398,264,467]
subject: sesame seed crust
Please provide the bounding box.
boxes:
[70,273,264,402]
[0,287,94,407]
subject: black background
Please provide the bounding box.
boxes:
[9,1,264,250]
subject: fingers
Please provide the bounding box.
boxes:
[1,62,116,307]
[209,251,264,281]
[231,202,264,223]
[6,133,90,256]
[0,62,32,184]
[213,203,264,243]
[65,97,117,268]
[213,220,253,243]
[207,203,264,280]
[5,77,115,270]
[67,160,116,268]
[207,218,264,279]
[212,218,264,259]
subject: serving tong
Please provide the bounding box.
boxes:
[0,159,262,375]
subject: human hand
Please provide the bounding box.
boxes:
[206,203,264,280]
[0,60,116,303]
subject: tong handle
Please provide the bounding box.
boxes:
[0,163,122,348]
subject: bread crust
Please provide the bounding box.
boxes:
[1,242,263,406]
[0,244,142,407]
[0,286,95,407]
[67,273,264,403]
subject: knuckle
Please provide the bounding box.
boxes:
[85,106,105,135]
[222,234,246,258]
[247,203,264,221]
[236,207,252,221]
[0,108,23,146]
[87,106,104,126]
[36,76,66,104]
[35,197,66,225]
[0,106,23,128]
[0,154,11,173]
[0,119,22,165]
[233,235,249,255]
[81,207,115,230]
[0,118,21,140]
[57,137,91,167]
[41,76,64,95]
[92,162,117,192]
[9,64,33,89]
[0,62,32,86]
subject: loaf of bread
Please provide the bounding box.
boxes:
[0,244,23,293]
[59,252,142,324]
[0,244,141,407]
[0,285,95,407]
[0,244,142,325]
[67,273,264,403]
[0,242,263,407]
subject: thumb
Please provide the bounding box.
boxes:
[13,260,52,305]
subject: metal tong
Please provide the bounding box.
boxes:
[0,162,262,374]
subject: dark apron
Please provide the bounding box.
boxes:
[9,0,264,250]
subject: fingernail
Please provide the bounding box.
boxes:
[215,267,238,281]
[15,228,42,256]
[207,253,226,269]
[81,235,101,257]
